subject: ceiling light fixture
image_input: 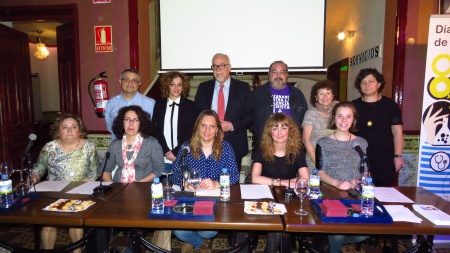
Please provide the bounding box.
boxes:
[338,30,356,40]
[34,30,49,60]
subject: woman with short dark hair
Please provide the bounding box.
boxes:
[32,113,99,253]
[352,68,403,186]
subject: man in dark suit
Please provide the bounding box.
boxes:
[194,53,251,171]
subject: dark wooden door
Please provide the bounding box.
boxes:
[0,23,34,168]
[327,58,349,101]
[57,21,80,116]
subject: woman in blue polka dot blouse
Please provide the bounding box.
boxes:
[171,110,239,252]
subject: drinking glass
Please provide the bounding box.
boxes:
[294,178,309,215]
[14,169,30,197]
[161,167,175,200]
[188,168,202,197]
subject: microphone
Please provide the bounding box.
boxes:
[352,142,367,160]
[24,134,37,156]
[23,134,37,171]
[181,146,190,157]
[93,152,112,195]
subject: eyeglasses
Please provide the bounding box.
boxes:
[124,118,140,124]
[121,77,140,85]
[211,64,230,70]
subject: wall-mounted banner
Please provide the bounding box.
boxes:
[95,26,113,53]
[418,15,450,200]
[349,45,381,66]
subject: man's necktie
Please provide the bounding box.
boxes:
[218,84,225,120]
[169,101,179,149]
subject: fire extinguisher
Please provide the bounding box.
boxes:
[88,71,109,118]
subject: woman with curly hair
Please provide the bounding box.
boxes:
[251,113,309,253]
[100,105,165,253]
[31,113,99,253]
[302,79,339,172]
[252,113,309,187]
[102,105,164,183]
[152,71,196,171]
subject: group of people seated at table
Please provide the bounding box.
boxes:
[30,61,403,253]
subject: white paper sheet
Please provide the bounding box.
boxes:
[66,181,113,195]
[172,185,220,197]
[384,205,423,223]
[413,204,450,225]
[240,184,273,199]
[33,181,71,192]
[374,187,415,203]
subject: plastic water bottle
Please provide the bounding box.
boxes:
[220,168,230,202]
[0,162,9,177]
[0,174,14,208]
[356,161,369,194]
[309,168,320,199]
[151,177,164,214]
[361,177,375,217]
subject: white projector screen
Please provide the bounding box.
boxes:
[159,0,326,73]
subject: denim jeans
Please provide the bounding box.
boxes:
[173,230,218,248]
[328,235,368,253]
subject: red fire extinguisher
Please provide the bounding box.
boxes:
[88,71,109,118]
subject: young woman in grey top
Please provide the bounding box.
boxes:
[315,101,369,253]
[316,101,368,190]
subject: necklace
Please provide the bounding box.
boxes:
[362,94,381,127]
[362,93,381,102]
[362,95,381,127]
[333,132,352,141]
[60,139,80,151]
[315,100,339,114]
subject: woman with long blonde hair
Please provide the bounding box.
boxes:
[171,110,239,252]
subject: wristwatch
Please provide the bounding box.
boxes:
[394,154,403,158]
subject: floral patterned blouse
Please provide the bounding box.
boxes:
[33,140,100,182]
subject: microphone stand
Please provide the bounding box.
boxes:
[283,154,295,196]
[93,153,112,196]
[181,154,186,193]
[175,153,194,197]
[25,153,37,192]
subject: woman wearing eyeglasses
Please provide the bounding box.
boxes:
[102,105,164,183]
[101,105,165,253]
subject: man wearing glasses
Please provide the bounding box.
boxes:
[194,53,251,171]
[105,68,155,140]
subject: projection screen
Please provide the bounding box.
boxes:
[160,0,326,73]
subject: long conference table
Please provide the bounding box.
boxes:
[0,182,127,252]
[1,182,450,253]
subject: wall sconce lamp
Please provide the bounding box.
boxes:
[338,30,356,40]
[34,30,49,60]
